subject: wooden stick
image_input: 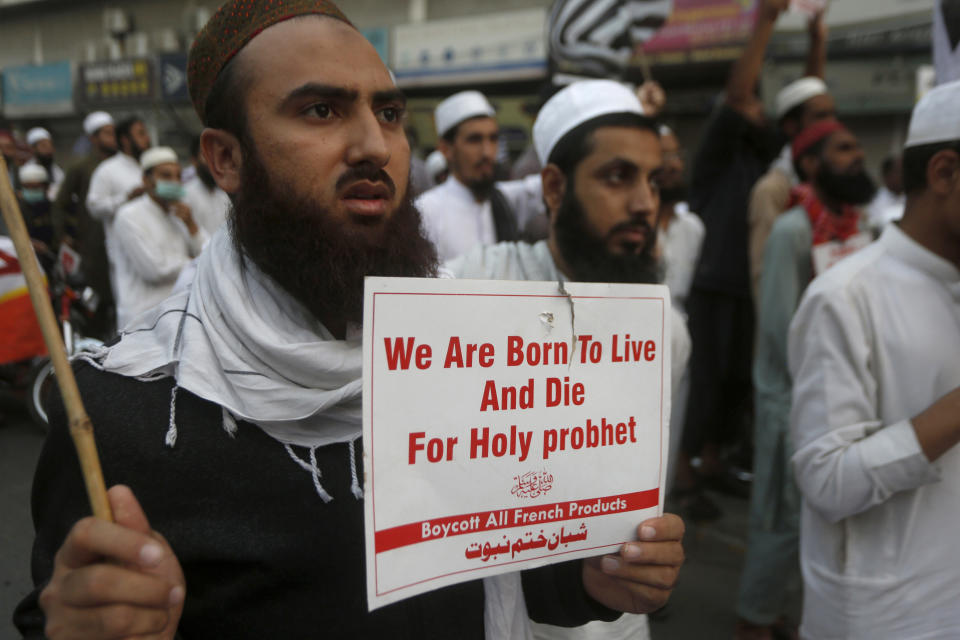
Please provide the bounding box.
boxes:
[0,155,113,522]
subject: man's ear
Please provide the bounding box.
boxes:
[200,128,243,194]
[927,149,960,197]
[541,164,567,220]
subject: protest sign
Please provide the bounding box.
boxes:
[362,277,671,610]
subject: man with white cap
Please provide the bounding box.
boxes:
[86,116,153,295]
[16,163,55,266]
[112,146,206,328]
[445,78,691,640]
[52,111,119,337]
[417,90,545,262]
[748,11,833,303]
[23,126,65,200]
[789,79,960,638]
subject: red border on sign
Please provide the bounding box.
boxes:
[370,291,666,597]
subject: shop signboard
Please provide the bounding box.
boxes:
[79,58,154,106]
[1,61,73,118]
[392,9,547,87]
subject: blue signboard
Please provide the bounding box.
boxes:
[362,27,390,64]
[2,61,73,117]
[158,53,189,102]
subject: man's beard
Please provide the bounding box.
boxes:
[553,187,663,285]
[230,140,438,327]
[815,165,877,207]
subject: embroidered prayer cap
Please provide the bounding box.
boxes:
[83,111,114,136]
[434,91,496,138]
[187,0,352,124]
[18,164,48,184]
[905,79,960,149]
[775,77,829,119]
[533,79,644,165]
[140,146,179,172]
[26,127,51,146]
[792,119,846,161]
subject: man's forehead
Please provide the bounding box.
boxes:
[587,126,661,160]
[237,17,392,96]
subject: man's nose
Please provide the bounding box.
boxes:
[346,110,392,167]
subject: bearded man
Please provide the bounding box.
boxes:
[14,3,683,638]
[736,119,875,640]
[417,90,547,263]
[445,79,691,640]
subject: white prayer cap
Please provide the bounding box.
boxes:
[775,77,829,119]
[434,91,496,138]
[140,146,179,172]
[26,127,51,146]
[533,79,644,165]
[83,111,114,136]
[19,164,49,184]
[904,79,960,149]
[425,149,447,176]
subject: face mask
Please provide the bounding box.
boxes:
[155,180,185,201]
[21,188,46,204]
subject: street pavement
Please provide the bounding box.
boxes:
[1,397,45,640]
[1,391,763,640]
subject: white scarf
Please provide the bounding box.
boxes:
[90,227,364,460]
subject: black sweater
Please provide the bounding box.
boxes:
[14,363,618,638]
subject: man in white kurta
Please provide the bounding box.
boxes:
[417,91,546,263]
[788,80,960,640]
[86,117,153,291]
[113,147,207,328]
[447,80,691,640]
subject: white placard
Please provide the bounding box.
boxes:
[362,277,670,610]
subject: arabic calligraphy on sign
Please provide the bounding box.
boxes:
[464,523,589,562]
[511,470,554,499]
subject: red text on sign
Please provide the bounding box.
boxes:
[384,337,432,370]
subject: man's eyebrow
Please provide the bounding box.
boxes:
[372,89,407,107]
[280,83,359,110]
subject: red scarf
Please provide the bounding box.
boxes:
[787,183,862,246]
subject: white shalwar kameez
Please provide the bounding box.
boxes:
[86,152,145,286]
[417,175,544,263]
[444,240,691,640]
[112,194,207,328]
[788,223,960,640]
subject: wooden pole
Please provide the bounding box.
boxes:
[0,155,113,522]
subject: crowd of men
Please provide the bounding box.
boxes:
[3,0,958,638]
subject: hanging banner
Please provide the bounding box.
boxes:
[362,277,671,610]
[641,0,756,58]
[1,61,73,118]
